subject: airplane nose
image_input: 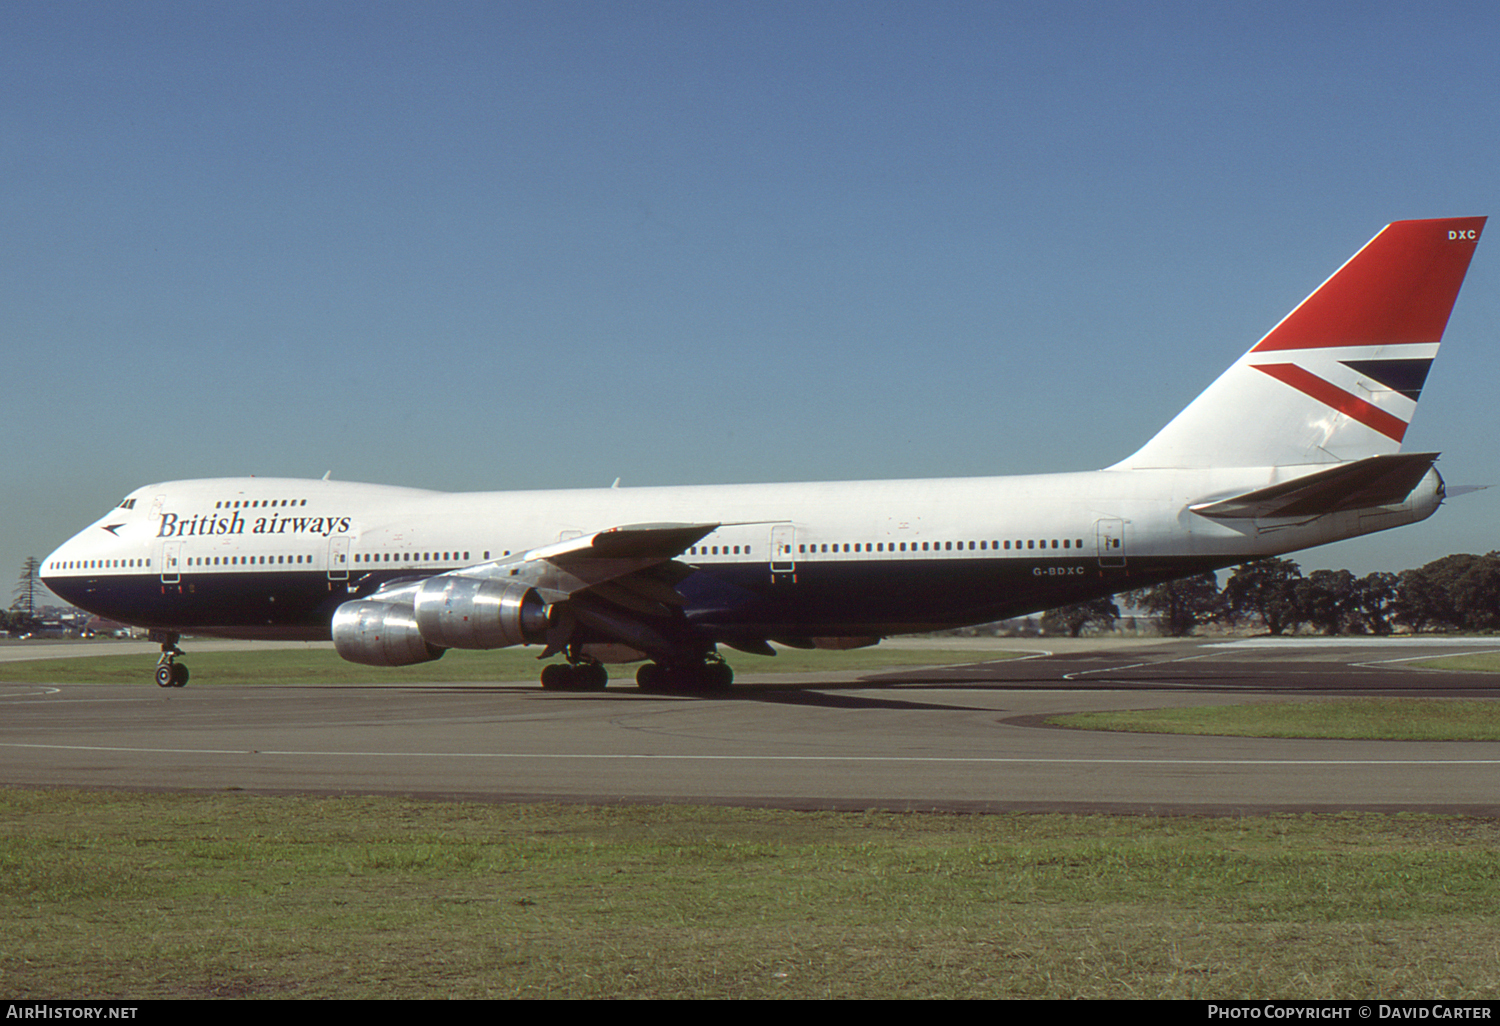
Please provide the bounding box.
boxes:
[39,526,119,610]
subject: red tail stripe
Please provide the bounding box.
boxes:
[1251,217,1485,352]
[1251,363,1409,442]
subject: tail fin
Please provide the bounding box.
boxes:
[1112,217,1485,470]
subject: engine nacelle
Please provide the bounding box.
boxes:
[412,575,549,650]
[331,599,446,667]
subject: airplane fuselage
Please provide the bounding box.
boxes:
[42,464,1442,644]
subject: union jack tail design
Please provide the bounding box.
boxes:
[1114,217,1485,470]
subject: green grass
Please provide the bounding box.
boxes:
[1410,651,1500,673]
[1049,698,1500,740]
[3,789,1500,999]
[0,645,1018,685]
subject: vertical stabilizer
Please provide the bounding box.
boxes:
[1112,217,1485,470]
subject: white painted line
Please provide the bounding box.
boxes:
[0,686,61,699]
[1354,649,1500,668]
[1063,650,1219,680]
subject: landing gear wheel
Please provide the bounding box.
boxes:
[705,660,733,690]
[540,661,609,691]
[636,662,666,692]
[151,632,187,688]
[577,661,608,691]
[635,660,734,694]
[156,660,189,687]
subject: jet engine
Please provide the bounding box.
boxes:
[332,576,551,667]
[331,599,446,667]
[412,576,549,650]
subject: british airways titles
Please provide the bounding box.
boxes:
[156,511,353,539]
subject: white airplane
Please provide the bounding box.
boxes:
[42,217,1486,691]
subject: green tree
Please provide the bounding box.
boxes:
[1395,554,1500,632]
[1295,569,1358,635]
[12,556,41,624]
[1348,572,1400,635]
[1451,553,1500,632]
[1223,559,1304,635]
[1397,557,1462,631]
[1040,597,1121,638]
[1130,573,1224,637]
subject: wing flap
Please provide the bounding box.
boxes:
[468,521,717,614]
[1190,452,1439,520]
[526,523,719,562]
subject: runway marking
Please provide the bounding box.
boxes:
[1062,651,1219,680]
[0,686,61,699]
[1354,649,1500,668]
[1,742,262,756]
[3,742,1499,766]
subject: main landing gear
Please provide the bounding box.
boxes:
[536,655,736,693]
[539,659,609,691]
[152,631,189,688]
[635,657,733,694]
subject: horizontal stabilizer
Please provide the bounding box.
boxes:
[1190,452,1439,520]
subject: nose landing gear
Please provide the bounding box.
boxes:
[151,632,188,688]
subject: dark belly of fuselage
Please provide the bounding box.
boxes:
[43,554,1231,642]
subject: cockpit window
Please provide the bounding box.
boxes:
[117,498,136,509]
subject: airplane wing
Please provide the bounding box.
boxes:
[466,522,715,611]
[354,521,719,663]
[1189,452,1439,520]
[467,522,720,656]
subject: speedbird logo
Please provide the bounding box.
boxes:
[1248,361,1422,442]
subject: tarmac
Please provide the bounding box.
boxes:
[2,634,1498,814]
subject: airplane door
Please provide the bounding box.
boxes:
[160,542,182,584]
[770,524,796,584]
[1095,519,1126,567]
[327,536,350,581]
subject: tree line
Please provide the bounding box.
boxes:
[1039,552,1500,638]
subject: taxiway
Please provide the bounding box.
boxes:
[2,637,1498,814]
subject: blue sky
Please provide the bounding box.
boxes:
[6,0,1499,603]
